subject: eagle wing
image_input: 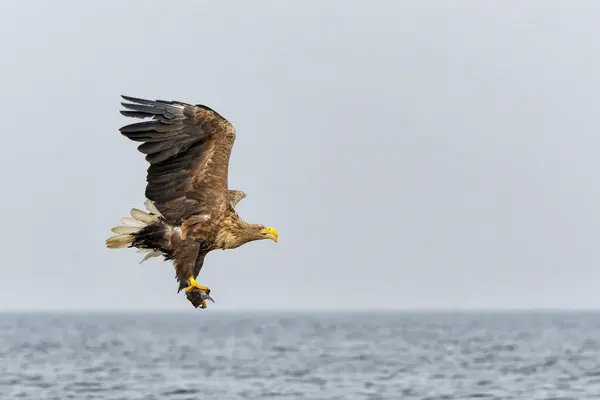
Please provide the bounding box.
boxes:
[119,95,236,226]
[228,190,246,208]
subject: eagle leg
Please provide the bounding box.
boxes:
[184,276,210,294]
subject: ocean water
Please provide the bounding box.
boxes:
[1,311,600,400]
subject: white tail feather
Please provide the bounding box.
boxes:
[144,199,162,217]
[107,202,167,260]
[120,217,145,228]
[111,226,140,235]
[106,234,134,249]
[139,250,160,264]
[131,208,156,224]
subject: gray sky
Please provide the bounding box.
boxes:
[1,1,600,311]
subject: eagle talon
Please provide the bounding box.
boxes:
[185,276,210,293]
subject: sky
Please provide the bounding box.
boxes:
[1,1,600,311]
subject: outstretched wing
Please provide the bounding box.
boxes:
[119,95,236,225]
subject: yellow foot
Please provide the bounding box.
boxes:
[184,276,210,294]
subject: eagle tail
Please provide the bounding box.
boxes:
[106,200,171,263]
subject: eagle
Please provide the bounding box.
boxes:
[106,96,279,309]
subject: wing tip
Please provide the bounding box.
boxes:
[121,94,148,103]
[121,94,179,106]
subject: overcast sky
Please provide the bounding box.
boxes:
[1,1,599,311]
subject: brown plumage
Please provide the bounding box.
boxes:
[106,95,278,308]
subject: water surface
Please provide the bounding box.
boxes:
[1,311,600,399]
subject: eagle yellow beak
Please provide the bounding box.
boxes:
[260,227,278,242]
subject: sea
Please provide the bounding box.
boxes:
[1,311,600,400]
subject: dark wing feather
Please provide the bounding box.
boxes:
[119,95,236,225]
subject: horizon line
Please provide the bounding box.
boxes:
[2,307,600,314]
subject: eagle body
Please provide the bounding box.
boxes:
[106,96,278,307]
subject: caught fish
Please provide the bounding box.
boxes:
[185,287,215,309]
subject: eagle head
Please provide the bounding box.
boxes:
[217,222,279,250]
[253,224,279,243]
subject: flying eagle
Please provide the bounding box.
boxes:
[106,96,279,309]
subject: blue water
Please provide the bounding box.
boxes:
[1,311,600,399]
